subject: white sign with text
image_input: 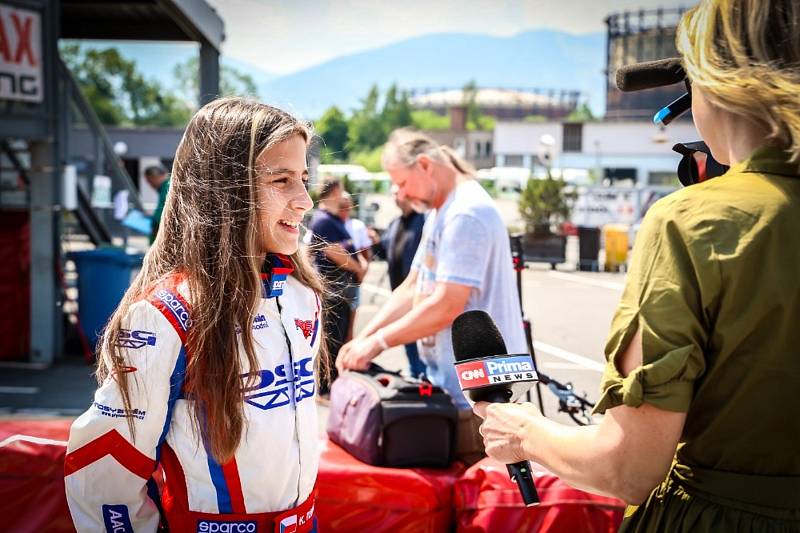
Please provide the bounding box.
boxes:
[0,5,43,103]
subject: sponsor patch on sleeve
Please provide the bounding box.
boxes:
[116,329,157,349]
[102,504,133,533]
[93,402,146,420]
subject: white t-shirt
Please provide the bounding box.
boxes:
[411,179,527,409]
[345,218,372,251]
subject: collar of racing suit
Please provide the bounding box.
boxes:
[260,254,295,298]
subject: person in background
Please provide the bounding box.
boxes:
[474,1,800,530]
[338,191,375,341]
[309,180,367,393]
[374,193,427,377]
[144,165,169,244]
[337,128,526,463]
[65,97,324,532]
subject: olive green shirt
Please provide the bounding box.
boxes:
[595,146,800,529]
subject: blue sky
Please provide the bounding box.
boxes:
[102,0,695,85]
[78,0,696,117]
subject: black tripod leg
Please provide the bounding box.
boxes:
[523,318,545,416]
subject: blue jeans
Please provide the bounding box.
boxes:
[405,342,427,379]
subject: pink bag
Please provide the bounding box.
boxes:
[326,365,459,468]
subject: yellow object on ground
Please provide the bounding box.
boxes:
[603,224,629,272]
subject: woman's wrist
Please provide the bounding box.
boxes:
[520,407,547,463]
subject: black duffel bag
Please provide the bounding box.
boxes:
[326,364,458,468]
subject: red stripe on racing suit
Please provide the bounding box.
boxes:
[65,274,321,532]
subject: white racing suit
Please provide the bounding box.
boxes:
[65,261,322,533]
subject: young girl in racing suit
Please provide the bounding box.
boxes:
[65,97,325,533]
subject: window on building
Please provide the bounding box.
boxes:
[505,154,524,166]
[485,141,492,155]
[474,141,482,158]
[562,123,583,152]
[453,137,466,158]
[648,171,679,186]
[603,167,637,186]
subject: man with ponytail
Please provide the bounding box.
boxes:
[473,1,800,530]
[65,97,324,532]
[338,129,526,460]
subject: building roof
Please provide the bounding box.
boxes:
[410,88,574,109]
[61,0,224,50]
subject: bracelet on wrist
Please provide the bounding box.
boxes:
[375,328,390,350]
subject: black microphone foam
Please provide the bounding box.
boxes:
[453,310,507,362]
[615,57,685,92]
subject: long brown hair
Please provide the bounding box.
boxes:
[98,97,324,462]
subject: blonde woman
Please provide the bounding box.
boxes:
[65,98,324,532]
[475,0,800,530]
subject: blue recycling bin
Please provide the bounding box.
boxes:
[69,248,144,348]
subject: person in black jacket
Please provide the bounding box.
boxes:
[375,195,426,377]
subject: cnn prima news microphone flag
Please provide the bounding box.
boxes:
[452,310,540,506]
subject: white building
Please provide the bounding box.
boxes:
[493,120,699,186]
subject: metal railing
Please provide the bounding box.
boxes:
[57,55,144,244]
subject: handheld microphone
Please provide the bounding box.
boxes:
[615,57,685,92]
[452,310,540,506]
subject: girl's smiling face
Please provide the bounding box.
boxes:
[256,135,313,255]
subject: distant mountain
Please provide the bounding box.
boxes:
[258,30,607,120]
[224,57,277,88]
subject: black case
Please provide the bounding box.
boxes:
[327,365,459,468]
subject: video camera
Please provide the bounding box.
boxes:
[616,58,729,187]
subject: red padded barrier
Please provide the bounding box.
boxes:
[0,419,73,533]
[454,457,625,533]
[0,212,30,360]
[1,420,625,533]
[316,438,466,533]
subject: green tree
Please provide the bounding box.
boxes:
[462,79,481,130]
[60,44,192,127]
[518,177,573,236]
[172,56,259,104]
[350,146,384,172]
[381,84,413,134]
[347,84,386,153]
[411,109,450,130]
[566,102,596,122]
[315,106,349,162]
[473,114,496,131]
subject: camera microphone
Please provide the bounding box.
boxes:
[452,310,540,506]
[615,57,686,92]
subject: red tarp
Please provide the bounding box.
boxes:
[316,438,466,532]
[454,457,625,532]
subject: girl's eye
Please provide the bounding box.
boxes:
[272,177,289,185]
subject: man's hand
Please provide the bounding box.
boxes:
[473,401,542,465]
[367,227,380,245]
[336,334,382,373]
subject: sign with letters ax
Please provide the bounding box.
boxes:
[0,4,42,103]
